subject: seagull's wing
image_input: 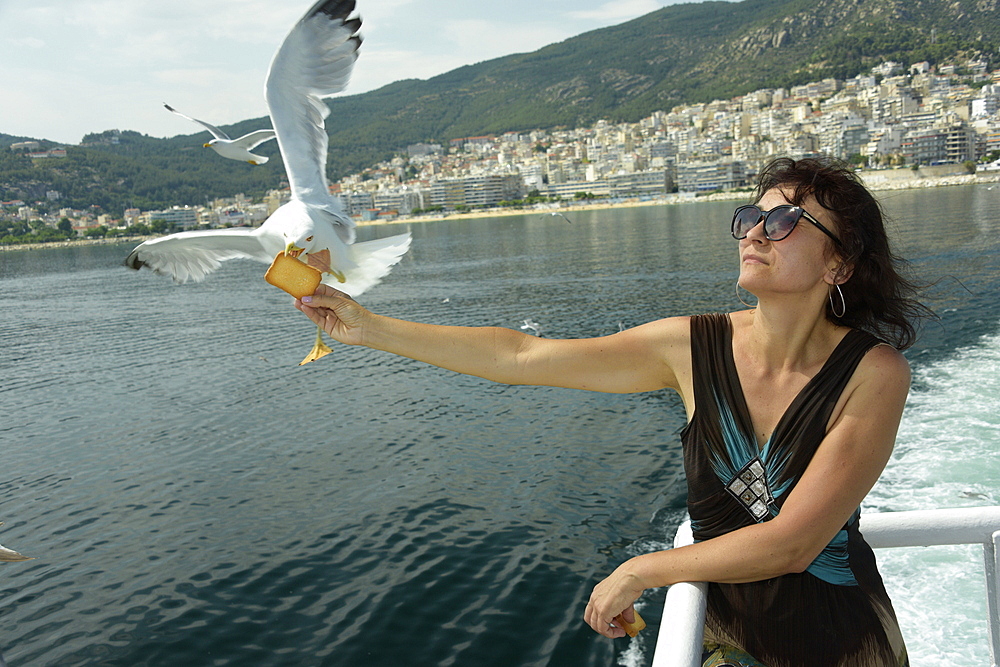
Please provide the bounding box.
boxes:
[0,524,32,562]
[124,229,272,283]
[164,103,231,141]
[0,543,32,563]
[232,129,277,151]
[264,0,360,223]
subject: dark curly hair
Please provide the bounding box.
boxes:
[752,156,932,349]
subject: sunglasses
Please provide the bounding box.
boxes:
[732,204,842,247]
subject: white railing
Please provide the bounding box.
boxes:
[650,506,1000,667]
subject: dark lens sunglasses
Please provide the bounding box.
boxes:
[732,204,842,247]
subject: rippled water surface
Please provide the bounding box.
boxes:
[1,186,998,666]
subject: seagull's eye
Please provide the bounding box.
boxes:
[306,236,314,242]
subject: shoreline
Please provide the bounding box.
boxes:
[4,171,999,252]
[372,170,1000,227]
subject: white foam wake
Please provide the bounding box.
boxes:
[867,326,1000,665]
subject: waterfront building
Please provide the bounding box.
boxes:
[142,206,200,230]
[676,161,749,192]
[545,179,611,199]
[373,187,423,215]
[607,169,673,197]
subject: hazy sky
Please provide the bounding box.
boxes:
[0,0,713,145]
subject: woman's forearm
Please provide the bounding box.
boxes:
[362,313,536,385]
[626,522,810,589]
[297,287,680,393]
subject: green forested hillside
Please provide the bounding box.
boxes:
[3,0,999,215]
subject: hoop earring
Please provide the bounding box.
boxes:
[736,281,756,308]
[829,284,846,318]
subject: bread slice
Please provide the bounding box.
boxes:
[265,252,322,299]
[614,610,646,637]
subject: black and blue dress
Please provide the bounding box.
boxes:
[682,313,908,667]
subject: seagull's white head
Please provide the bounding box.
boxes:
[283,222,318,258]
[283,228,338,279]
[284,234,313,258]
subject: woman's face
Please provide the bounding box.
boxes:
[737,187,843,297]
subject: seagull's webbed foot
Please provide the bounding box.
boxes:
[299,324,333,366]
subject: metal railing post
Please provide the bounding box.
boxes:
[986,530,1000,667]
[649,508,1000,666]
[653,581,707,667]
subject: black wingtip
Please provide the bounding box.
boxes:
[308,0,357,22]
[123,252,145,271]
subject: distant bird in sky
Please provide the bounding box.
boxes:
[520,319,541,336]
[0,523,33,563]
[164,103,276,165]
[548,211,573,223]
[127,0,411,364]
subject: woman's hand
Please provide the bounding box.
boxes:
[294,284,370,346]
[584,559,648,639]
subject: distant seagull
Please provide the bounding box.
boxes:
[0,523,33,563]
[521,319,541,336]
[164,103,276,165]
[127,0,411,365]
[548,212,573,224]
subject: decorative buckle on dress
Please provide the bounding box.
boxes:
[725,457,775,521]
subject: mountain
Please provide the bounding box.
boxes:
[321,0,999,150]
[3,0,999,215]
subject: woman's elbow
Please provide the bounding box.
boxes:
[780,541,827,575]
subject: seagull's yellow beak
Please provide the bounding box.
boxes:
[284,242,304,258]
[203,143,212,148]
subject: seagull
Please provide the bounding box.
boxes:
[0,523,33,563]
[164,103,276,165]
[126,0,411,365]
[520,319,541,336]
[548,211,572,223]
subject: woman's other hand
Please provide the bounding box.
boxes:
[584,559,647,638]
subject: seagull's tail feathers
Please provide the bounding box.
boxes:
[327,232,411,297]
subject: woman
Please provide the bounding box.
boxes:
[295,157,926,667]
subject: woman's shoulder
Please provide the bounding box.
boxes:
[626,314,693,341]
[848,339,911,400]
[860,340,910,373]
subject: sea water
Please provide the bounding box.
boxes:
[0,184,998,666]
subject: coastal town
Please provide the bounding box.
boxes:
[6,58,1000,238]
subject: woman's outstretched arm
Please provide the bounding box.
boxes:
[295,284,689,394]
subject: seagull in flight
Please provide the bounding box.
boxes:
[164,103,276,165]
[548,211,572,223]
[126,0,411,364]
[520,319,541,336]
[0,523,33,563]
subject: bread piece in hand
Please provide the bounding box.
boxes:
[265,252,322,299]
[614,610,646,637]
